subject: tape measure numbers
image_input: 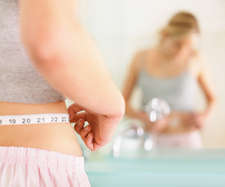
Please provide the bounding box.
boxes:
[0,113,70,125]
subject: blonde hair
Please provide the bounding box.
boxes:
[162,11,200,37]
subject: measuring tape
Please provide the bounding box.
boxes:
[0,113,70,125]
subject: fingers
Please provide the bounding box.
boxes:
[152,119,168,132]
[84,132,108,152]
[86,138,103,152]
[92,140,107,151]
[185,117,203,129]
[74,119,85,134]
[80,124,92,140]
[151,123,160,132]
[68,103,84,122]
[70,112,88,123]
[85,133,94,151]
[74,122,105,151]
[68,103,83,114]
[74,120,95,149]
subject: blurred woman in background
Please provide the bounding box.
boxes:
[123,12,216,148]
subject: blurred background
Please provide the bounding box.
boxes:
[66,0,225,154]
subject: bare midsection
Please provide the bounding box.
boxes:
[0,101,82,157]
[162,123,197,134]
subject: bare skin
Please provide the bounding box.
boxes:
[0,101,82,156]
[123,33,216,134]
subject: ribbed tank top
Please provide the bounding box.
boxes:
[137,53,198,112]
[0,0,66,103]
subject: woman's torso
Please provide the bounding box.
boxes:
[0,101,82,157]
[0,0,82,157]
[137,48,201,133]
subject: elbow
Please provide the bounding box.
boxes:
[105,95,126,121]
[211,96,217,107]
[120,96,126,118]
[125,102,131,114]
[207,93,217,106]
[114,95,126,120]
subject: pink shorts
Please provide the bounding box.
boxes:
[0,146,91,187]
[156,131,202,149]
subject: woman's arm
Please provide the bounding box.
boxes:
[19,0,125,118]
[122,50,168,132]
[187,53,217,128]
[197,54,216,117]
[122,51,151,124]
[19,0,125,151]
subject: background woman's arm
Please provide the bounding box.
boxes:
[122,50,169,132]
[197,54,217,117]
[187,53,217,129]
[122,51,152,125]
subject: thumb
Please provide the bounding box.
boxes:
[68,103,84,120]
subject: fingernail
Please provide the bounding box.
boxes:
[84,126,88,131]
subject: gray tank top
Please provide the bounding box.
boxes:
[137,53,198,112]
[0,0,66,103]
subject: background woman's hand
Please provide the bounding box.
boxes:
[151,117,169,132]
[68,103,122,151]
[185,112,208,129]
[170,111,208,129]
[139,111,169,133]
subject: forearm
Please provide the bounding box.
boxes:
[203,98,216,119]
[125,104,148,122]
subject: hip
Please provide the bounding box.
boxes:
[0,146,90,187]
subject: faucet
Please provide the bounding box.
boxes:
[112,121,145,157]
[143,98,170,122]
[111,98,171,157]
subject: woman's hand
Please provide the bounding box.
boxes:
[139,112,169,133]
[68,103,122,151]
[185,112,208,129]
[151,117,169,132]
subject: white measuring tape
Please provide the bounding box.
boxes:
[0,113,70,125]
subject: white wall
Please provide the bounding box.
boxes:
[75,0,225,148]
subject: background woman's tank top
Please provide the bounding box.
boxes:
[137,52,198,112]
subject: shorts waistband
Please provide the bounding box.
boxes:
[0,146,85,173]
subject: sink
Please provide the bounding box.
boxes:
[85,149,225,187]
